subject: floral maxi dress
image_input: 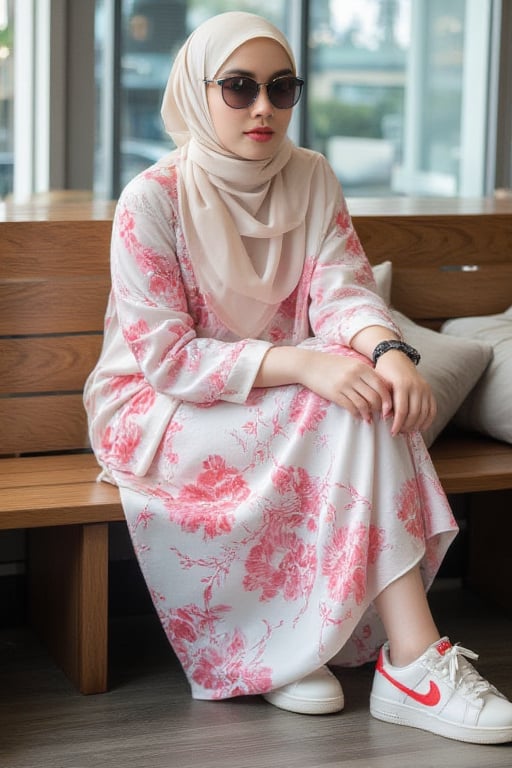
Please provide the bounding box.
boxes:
[84,153,458,700]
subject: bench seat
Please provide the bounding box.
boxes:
[429,432,512,494]
[0,454,123,529]
[2,434,512,535]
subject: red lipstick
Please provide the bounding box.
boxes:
[245,127,274,142]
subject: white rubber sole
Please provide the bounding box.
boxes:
[263,688,344,715]
[370,694,512,745]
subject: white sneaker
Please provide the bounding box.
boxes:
[370,637,512,744]
[262,665,344,715]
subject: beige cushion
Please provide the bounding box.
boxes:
[371,263,493,447]
[441,309,512,443]
[372,260,392,305]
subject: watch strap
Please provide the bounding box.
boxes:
[372,340,421,366]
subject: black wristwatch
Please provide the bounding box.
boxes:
[372,340,421,366]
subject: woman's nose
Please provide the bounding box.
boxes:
[250,85,273,116]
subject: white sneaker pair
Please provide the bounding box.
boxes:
[262,638,512,744]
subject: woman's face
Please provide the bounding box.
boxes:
[206,37,295,160]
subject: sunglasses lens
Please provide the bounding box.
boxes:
[219,76,303,109]
[268,77,303,109]
[221,77,259,108]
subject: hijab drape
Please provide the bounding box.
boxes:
[161,12,317,337]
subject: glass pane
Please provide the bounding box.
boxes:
[116,0,289,192]
[420,0,464,180]
[308,0,481,197]
[308,0,410,197]
[0,0,14,200]
[95,0,491,198]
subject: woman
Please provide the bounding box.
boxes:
[84,11,512,743]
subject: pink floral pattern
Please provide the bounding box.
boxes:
[163,455,250,539]
[322,523,386,604]
[84,152,458,700]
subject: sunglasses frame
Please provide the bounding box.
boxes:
[204,74,304,110]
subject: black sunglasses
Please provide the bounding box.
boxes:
[204,74,304,110]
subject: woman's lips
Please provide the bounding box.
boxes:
[245,128,274,142]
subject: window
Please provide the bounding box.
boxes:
[9,0,512,201]
[0,0,13,200]
[308,0,496,197]
[95,0,295,197]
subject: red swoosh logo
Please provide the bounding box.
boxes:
[376,651,441,707]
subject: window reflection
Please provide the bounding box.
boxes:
[0,0,13,200]
[95,0,487,198]
[309,0,409,196]
[116,0,289,190]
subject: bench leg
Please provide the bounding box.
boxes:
[28,523,109,694]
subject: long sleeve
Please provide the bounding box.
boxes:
[111,169,273,405]
[308,169,401,347]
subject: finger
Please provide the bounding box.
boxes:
[390,390,410,435]
[336,392,367,421]
[338,389,377,423]
[359,373,393,416]
[354,378,384,414]
[349,389,375,423]
[398,390,435,434]
[366,373,394,417]
[417,393,437,433]
[401,390,424,432]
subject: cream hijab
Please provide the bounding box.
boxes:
[161,12,317,338]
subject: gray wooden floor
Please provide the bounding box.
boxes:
[1,581,511,768]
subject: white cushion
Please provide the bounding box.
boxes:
[441,309,512,443]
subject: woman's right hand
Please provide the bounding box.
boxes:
[254,346,392,424]
[298,349,393,423]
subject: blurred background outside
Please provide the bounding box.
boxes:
[1,0,511,201]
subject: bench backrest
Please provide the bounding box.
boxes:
[1,200,511,457]
[355,210,512,326]
[0,216,112,456]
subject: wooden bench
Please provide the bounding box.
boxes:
[0,202,122,695]
[1,197,511,695]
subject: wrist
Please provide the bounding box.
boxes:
[255,345,310,388]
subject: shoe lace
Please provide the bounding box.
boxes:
[429,644,498,700]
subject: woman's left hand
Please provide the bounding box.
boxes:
[374,350,436,436]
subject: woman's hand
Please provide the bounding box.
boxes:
[254,343,436,436]
[298,350,393,424]
[374,350,436,436]
[255,346,393,424]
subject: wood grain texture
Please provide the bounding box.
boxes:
[28,522,109,694]
[0,279,110,334]
[354,212,512,265]
[0,335,103,394]
[0,481,123,528]
[390,264,512,320]
[0,394,90,455]
[0,220,113,273]
[429,434,512,493]
[0,452,104,486]
[354,212,512,320]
